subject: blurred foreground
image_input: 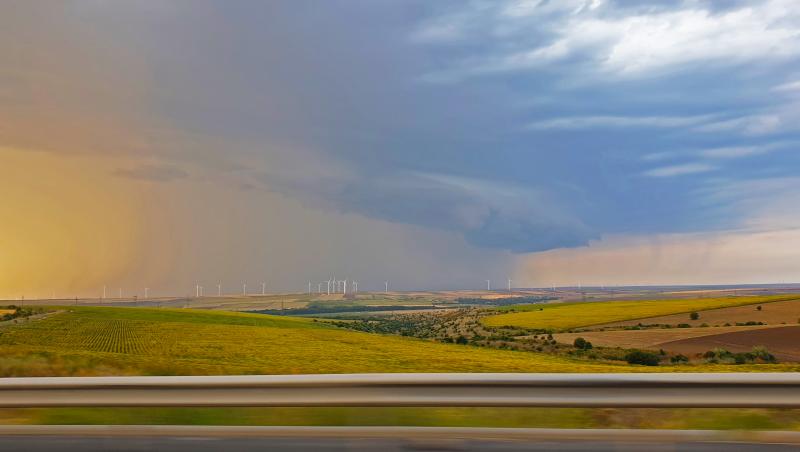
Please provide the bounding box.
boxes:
[2,426,799,451]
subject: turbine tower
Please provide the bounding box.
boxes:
[262,282,266,296]
[486,280,491,291]
[507,278,512,291]
[144,287,149,299]
[217,283,222,297]
[385,281,389,293]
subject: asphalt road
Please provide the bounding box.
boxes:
[3,427,800,452]
[1,436,799,451]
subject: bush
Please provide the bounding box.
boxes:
[677,323,691,328]
[757,305,762,311]
[670,354,689,364]
[690,312,700,320]
[625,350,660,366]
[733,353,750,365]
[573,337,593,350]
[751,346,776,363]
[455,335,468,345]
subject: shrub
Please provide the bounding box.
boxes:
[455,335,468,345]
[670,354,689,364]
[677,324,691,328]
[690,312,700,320]
[733,353,750,365]
[757,305,762,311]
[751,346,776,363]
[625,350,660,366]
[573,337,593,350]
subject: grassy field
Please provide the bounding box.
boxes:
[4,406,800,431]
[0,306,637,376]
[482,295,800,331]
[1,306,798,378]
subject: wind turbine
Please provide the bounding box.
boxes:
[385,281,389,293]
[243,283,247,296]
[486,280,491,291]
[103,286,106,300]
[507,278,512,291]
[308,281,312,294]
[262,282,266,296]
[217,283,222,297]
[144,288,149,299]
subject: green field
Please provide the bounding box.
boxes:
[5,406,800,431]
[0,306,634,376]
[482,295,800,331]
[1,306,797,378]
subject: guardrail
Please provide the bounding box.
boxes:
[1,373,800,408]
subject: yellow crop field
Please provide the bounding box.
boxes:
[1,306,797,377]
[482,295,800,331]
[0,306,636,376]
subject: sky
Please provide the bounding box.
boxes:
[2,0,800,298]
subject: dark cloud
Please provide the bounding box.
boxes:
[3,0,800,290]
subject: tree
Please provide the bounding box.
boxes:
[625,350,660,366]
[690,312,699,320]
[573,337,593,350]
[670,354,689,364]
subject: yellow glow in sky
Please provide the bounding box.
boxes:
[0,147,147,299]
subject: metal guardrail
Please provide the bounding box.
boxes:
[1,373,800,408]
